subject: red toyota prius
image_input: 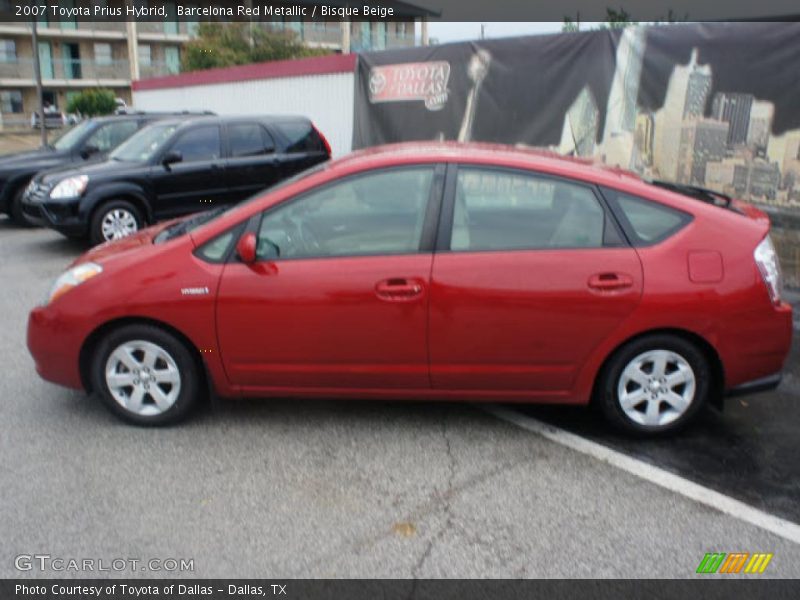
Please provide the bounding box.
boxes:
[27,143,792,435]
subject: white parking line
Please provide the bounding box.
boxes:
[483,405,800,546]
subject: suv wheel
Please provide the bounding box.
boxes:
[596,334,710,436]
[90,200,143,245]
[91,324,201,426]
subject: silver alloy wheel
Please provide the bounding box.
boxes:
[105,340,181,417]
[101,208,138,241]
[617,349,696,428]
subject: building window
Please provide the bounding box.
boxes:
[94,43,112,65]
[165,46,180,74]
[0,40,16,63]
[0,90,23,113]
[138,44,151,66]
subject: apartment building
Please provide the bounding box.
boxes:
[0,0,432,129]
[0,2,192,128]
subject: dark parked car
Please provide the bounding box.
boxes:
[0,112,209,225]
[22,115,331,245]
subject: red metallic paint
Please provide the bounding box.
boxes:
[27,143,793,407]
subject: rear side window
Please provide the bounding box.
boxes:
[275,121,323,153]
[229,123,275,157]
[603,188,691,246]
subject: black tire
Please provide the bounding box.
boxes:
[91,324,202,426]
[89,199,144,246]
[595,334,711,436]
[9,186,35,227]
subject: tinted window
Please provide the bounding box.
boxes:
[85,121,138,152]
[170,125,221,162]
[275,122,323,153]
[451,168,606,251]
[256,167,434,260]
[229,123,274,157]
[604,188,691,245]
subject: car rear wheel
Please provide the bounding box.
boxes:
[90,200,143,245]
[91,324,201,426]
[596,334,710,436]
[9,186,35,227]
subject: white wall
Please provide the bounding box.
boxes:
[133,72,355,157]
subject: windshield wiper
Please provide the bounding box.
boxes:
[158,207,228,242]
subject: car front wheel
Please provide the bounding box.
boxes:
[91,324,201,426]
[596,334,711,436]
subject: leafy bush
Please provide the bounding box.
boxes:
[181,23,330,72]
[66,89,117,116]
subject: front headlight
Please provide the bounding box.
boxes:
[45,262,103,305]
[49,175,88,199]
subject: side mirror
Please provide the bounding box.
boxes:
[162,150,183,168]
[236,232,257,264]
[80,143,99,159]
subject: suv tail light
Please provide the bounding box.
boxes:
[754,235,783,305]
[313,124,332,156]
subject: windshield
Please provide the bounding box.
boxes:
[154,161,331,244]
[110,123,178,162]
[51,121,94,150]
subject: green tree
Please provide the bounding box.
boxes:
[66,88,117,116]
[181,23,330,72]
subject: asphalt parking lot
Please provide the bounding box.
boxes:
[1,218,799,579]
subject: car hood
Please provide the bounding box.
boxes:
[0,147,70,173]
[37,158,136,185]
[71,218,186,267]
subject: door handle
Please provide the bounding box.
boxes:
[587,272,634,292]
[375,278,424,302]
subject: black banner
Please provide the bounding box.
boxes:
[3,579,800,600]
[354,22,800,210]
[1,0,800,23]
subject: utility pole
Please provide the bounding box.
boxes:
[480,24,486,40]
[31,19,46,146]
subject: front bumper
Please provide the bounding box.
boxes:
[22,191,86,237]
[27,306,85,390]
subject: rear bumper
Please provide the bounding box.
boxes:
[726,372,782,397]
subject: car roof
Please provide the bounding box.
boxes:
[331,142,643,186]
[154,114,313,129]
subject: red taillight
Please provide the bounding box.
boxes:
[313,124,332,156]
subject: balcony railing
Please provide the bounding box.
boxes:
[0,58,132,82]
[350,33,417,52]
[138,61,181,79]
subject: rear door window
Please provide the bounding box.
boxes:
[229,123,275,157]
[450,167,612,251]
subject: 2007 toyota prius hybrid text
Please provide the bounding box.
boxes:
[27,143,793,436]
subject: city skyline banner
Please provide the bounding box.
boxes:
[353,22,800,211]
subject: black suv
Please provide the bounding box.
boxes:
[22,115,331,244]
[0,112,209,225]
